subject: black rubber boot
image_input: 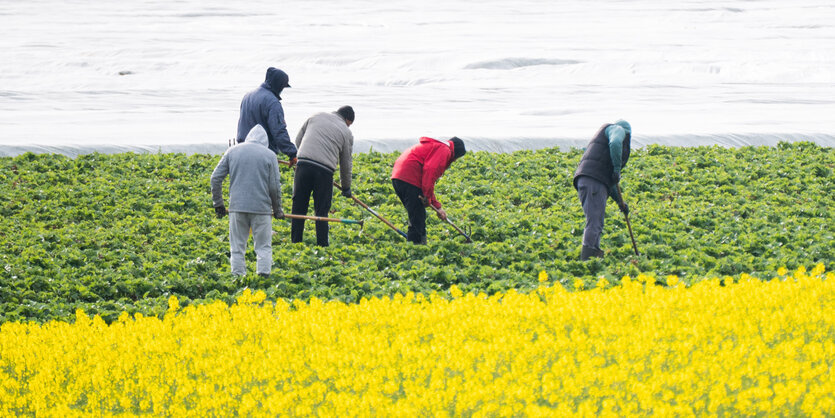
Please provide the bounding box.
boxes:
[581,246,604,261]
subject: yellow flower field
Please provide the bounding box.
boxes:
[1,266,833,416]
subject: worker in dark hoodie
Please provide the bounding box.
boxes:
[211,124,284,277]
[572,119,631,260]
[237,67,298,165]
[291,106,355,247]
[391,136,466,244]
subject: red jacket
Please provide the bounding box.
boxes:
[391,137,457,209]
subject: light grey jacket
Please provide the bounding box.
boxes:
[295,112,354,190]
[211,125,283,215]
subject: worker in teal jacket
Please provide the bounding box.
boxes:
[572,120,631,260]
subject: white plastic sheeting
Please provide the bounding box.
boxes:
[2,134,833,158]
[2,0,834,156]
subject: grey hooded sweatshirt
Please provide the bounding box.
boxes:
[211,125,283,215]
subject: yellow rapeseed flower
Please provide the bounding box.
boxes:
[0,266,832,416]
[596,277,609,289]
[167,295,179,312]
[449,285,463,299]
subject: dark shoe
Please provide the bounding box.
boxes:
[581,246,604,261]
[258,273,270,279]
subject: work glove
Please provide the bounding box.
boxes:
[288,156,298,168]
[619,202,629,216]
[341,188,352,198]
[273,208,285,220]
[214,205,227,218]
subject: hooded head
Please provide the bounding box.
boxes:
[614,119,631,139]
[614,119,631,168]
[449,136,466,160]
[245,124,269,148]
[263,67,290,100]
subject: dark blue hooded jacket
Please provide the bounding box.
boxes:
[236,67,298,158]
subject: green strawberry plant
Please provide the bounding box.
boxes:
[0,142,832,323]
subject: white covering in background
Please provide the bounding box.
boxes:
[1,0,834,156]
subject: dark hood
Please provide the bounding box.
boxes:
[261,67,290,100]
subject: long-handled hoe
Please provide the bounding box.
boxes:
[333,182,408,239]
[281,213,364,229]
[429,205,473,243]
[618,184,639,256]
[278,159,407,239]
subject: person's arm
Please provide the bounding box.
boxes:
[339,131,354,196]
[268,159,283,218]
[210,154,230,208]
[607,125,625,183]
[266,101,297,159]
[420,147,450,209]
[608,183,623,205]
[609,183,629,215]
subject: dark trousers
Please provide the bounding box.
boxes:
[392,179,427,244]
[576,175,608,250]
[292,161,334,246]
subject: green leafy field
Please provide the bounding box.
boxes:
[1,142,832,323]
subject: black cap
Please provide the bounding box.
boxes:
[337,106,355,122]
[450,136,466,160]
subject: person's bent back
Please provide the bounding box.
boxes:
[291,106,355,246]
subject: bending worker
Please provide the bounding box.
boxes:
[573,119,631,260]
[391,136,466,244]
[211,125,284,277]
[291,106,355,247]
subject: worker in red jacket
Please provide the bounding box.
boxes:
[391,136,466,244]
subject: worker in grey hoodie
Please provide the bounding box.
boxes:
[211,124,284,277]
[291,106,355,247]
[573,119,631,260]
[237,67,298,164]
